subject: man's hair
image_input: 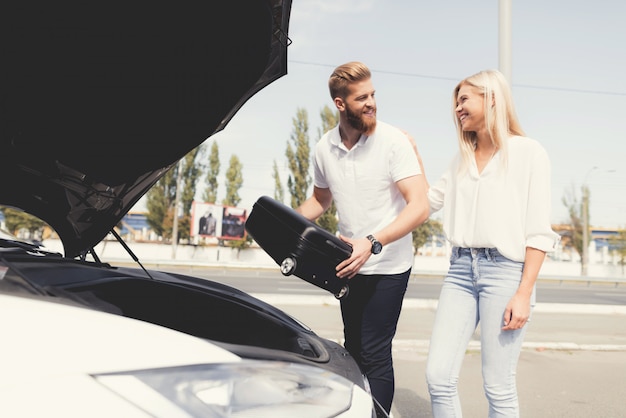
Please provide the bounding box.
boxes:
[328,61,371,100]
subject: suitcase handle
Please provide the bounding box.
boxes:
[325,239,352,253]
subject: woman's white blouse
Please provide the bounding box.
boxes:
[428,136,560,262]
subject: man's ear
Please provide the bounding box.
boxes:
[334,97,345,111]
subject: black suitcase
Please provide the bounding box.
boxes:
[245,195,353,299]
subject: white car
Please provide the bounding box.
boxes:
[0,1,387,416]
[0,292,379,417]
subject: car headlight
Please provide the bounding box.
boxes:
[94,360,374,418]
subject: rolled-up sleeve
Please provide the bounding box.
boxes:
[525,145,561,252]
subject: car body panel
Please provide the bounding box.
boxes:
[0,243,368,389]
[0,293,381,417]
[0,292,238,416]
[0,293,240,377]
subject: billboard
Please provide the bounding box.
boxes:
[191,201,247,240]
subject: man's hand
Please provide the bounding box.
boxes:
[334,235,372,279]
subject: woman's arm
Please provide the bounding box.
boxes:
[403,130,429,189]
[502,246,546,330]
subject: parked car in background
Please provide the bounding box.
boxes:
[0,2,387,416]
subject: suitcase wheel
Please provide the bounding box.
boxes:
[280,257,297,276]
[334,285,349,299]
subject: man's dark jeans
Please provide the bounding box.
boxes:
[340,268,411,413]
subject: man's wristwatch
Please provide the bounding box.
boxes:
[367,235,383,255]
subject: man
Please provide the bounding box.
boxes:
[206,212,217,236]
[198,211,209,235]
[296,61,429,413]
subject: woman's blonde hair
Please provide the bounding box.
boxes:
[453,69,524,170]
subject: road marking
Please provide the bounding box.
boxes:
[593,292,626,298]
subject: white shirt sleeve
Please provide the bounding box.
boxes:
[428,154,459,215]
[524,143,561,252]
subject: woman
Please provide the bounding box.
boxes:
[420,70,560,417]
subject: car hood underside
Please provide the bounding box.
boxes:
[0,1,291,257]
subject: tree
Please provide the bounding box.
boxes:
[146,147,204,241]
[221,155,248,252]
[227,233,254,254]
[317,105,338,139]
[286,107,311,208]
[412,219,444,255]
[175,148,203,242]
[203,141,220,203]
[146,166,176,238]
[609,228,626,275]
[223,155,243,207]
[272,160,285,203]
[0,207,46,239]
[562,185,586,274]
[315,105,339,234]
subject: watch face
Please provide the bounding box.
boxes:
[367,235,382,254]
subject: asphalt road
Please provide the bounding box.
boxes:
[269,297,626,418]
[159,267,626,417]
[160,266,626,306]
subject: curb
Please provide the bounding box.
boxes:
[252,294,626,316]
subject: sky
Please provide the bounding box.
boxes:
[142,1,626,229]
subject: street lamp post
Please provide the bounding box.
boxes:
[581,181,591,277]
[581,167,598,277]
[581,167,616,276]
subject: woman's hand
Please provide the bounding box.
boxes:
[502,292,531,330]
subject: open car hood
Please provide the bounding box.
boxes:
[0,1,291,258]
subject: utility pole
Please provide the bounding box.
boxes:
[499,0,512,83]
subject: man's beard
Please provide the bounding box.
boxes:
[346,104,376,134]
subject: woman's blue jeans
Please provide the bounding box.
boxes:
[426,247,534,418]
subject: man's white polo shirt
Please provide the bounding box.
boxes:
[313,120,421,275]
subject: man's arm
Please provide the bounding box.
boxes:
[336,174,429,279]
[373,174,429,246]
[296,186,333,221]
